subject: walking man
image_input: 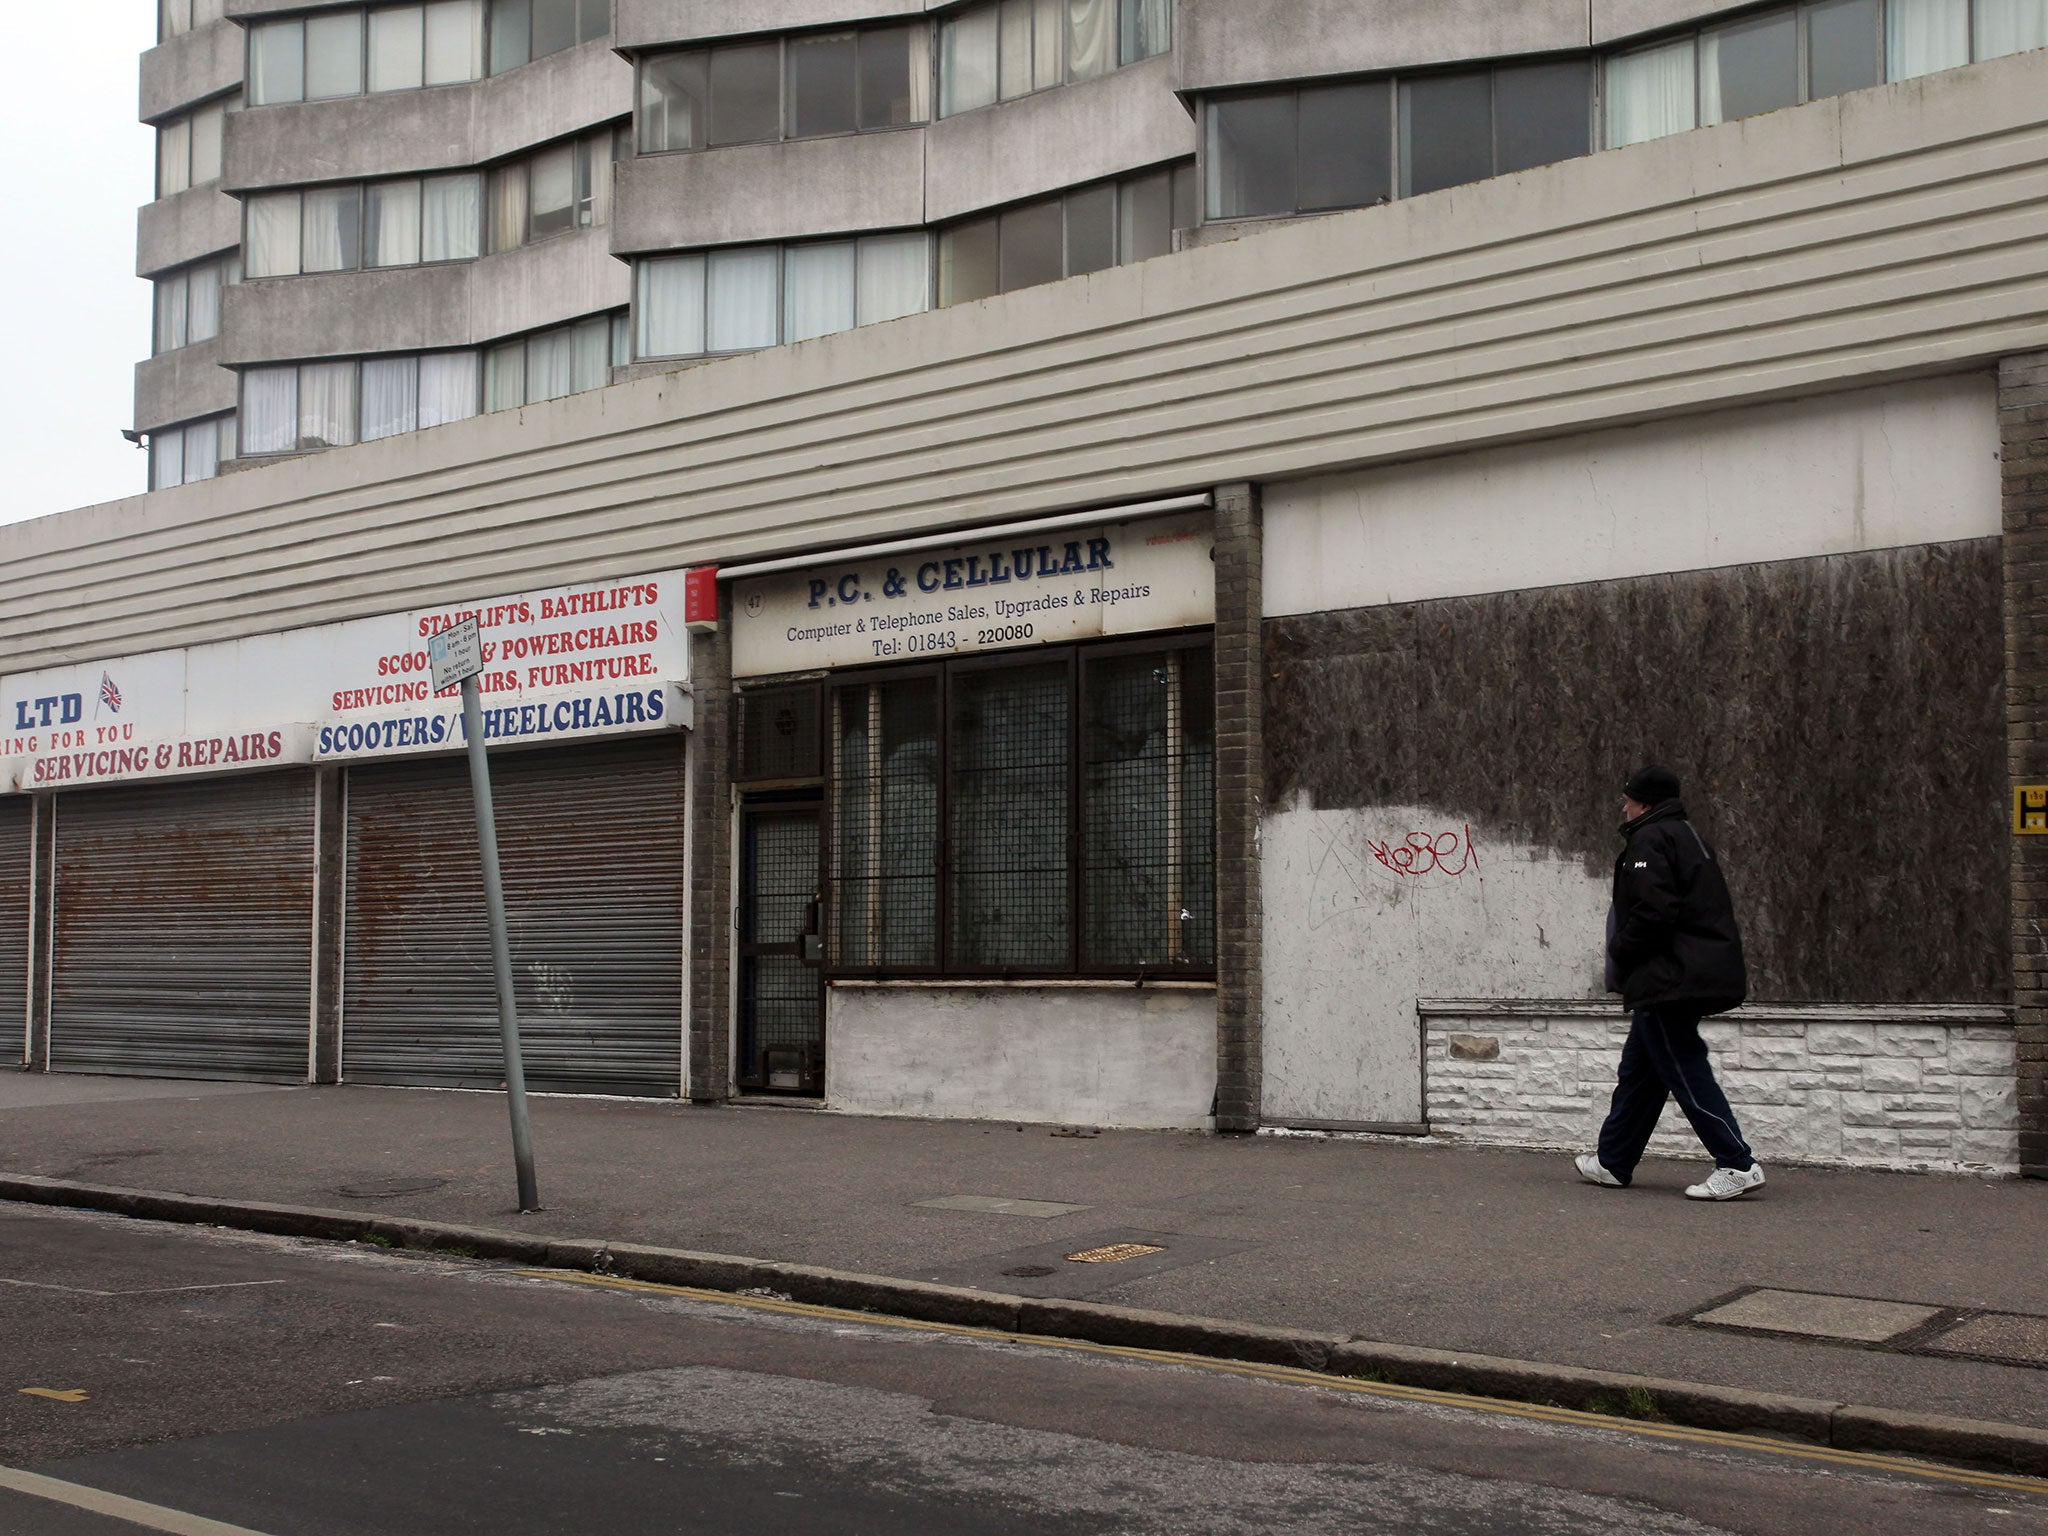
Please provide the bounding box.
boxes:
[1576,766,1765,1201]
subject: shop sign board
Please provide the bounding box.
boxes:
[0,572,689,794]
[729,512,1214,678]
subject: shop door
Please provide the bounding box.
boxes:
[0,799,30,1060]
[49,773,315,1082]
[342,738,686,1097]
[736,803,824,1094]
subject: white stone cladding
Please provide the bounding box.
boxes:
[1422,1002,2016,1174]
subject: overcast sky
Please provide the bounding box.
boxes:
[0,5,158,526]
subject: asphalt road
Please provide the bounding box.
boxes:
[3,1204,2044,1536]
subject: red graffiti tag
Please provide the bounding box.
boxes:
[1367,825,1482,880]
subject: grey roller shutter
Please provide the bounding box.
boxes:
[50,772,315,1082]
[343,737,686,1097]
[0,799,30,1062]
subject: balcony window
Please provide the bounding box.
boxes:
[241,349,494,455]
[481,314,621,410]
[487,0,606,75]
[148,416,234,490]
[155,95,231,198]
[636,234,932,360]
[639,26,929,153]
[938,163,1195,304]
[152,254,239,354]
[937,0,1171,117]
[248,2,486,105]
[487,129,614,252]
[247,173,486,277]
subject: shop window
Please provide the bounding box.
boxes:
[638,25,930,153]
[825,639,1214,978]
[937,163,1196,304]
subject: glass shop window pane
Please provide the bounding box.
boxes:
[640,51,708,152]
[1120,0,1171,64]
[1300,80,1392,210]
[249,20,305,105]
[1205,93,1295,219]
[938,216,1000,305]
[489,0,531,73]
[1400,70,1493,197]
[1605,37,1696,146]
[305,11,365,99]
[998,198,1064,291]
[301,186,362,272]
[831,678,941,969]
[710,42,782,145]
[189,100,224,185]
[939,5,999,116]
[948,662,1071,971]
[425,0,485,82]
[856,233,931,324]
[858,24,926,128]
[1701,7,1799,124]
[530,0,579,60]
[1807,0,1882,97]
[637,254,707,356]
[370,6,426,92]
[1117,167,1173,263]
[788,32,859,138]
[1886,0,1970,78]
[365,179,424,266]
[1492,58,1591,174]
[1975,0,2048,60]
[1064,182,1116,276]
[529,144,577,237]
[785,241,858,342]
[999,0,1034,98]
[708,246,782,351]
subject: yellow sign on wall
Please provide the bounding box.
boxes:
[2017,786,2048,834]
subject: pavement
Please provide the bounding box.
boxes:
[1,1072,2044,1460]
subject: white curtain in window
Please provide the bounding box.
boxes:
[361,356,420,440]
[1120,0,1170,64]
[419,351,480,426]
[425,0,486,83]
[299,361,359,447]
[367,180,423,267]
[301,187,360,272]
[1977,0,2048,57]
[584,131,614,225]
[249,21,305,105]
[188,262,221,342]
[484,342,526,411]
[708,247,781,352]
[1033,0,1063,87]
[370,6,426,92]
[155,274,188,353]
[637,255,706,357]
[785,242,857,342]
[422,175,482,261]
[940,7,999,115]
[856,234,931,325]
[151,432,184,491]
[183,419,219,481]
[161,0,192,40]
[570,317,610,392]
[305,11,365,99]
[245,193,303,277]
[158,119,190,197]
[490,168,529,252]
[1696,30,1723,124]
[189,101,224,185]
[241,366,299,454]
[526,329,575,402]
[1066,0,1113,80]
[904,25,933,121]
[530,145,576,226]
[1887,0,1970,76]
[999,0,1034,98]
[1606,38,1696,147]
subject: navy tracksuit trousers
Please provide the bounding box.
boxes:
[1596,1005,1754,1182]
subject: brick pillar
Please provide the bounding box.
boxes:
[310,767,344,1084]
[1213,483,1264,1132]
[687,617,734,1103]
[2004,353,2048,1178]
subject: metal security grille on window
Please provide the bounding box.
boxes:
[739,684,821,782]
[951,662,1071,970]
[831,679,939,967]
[740,811,822,1083]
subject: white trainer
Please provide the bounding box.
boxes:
[1574,1153,1624,1188]
[1685,1164,1766,1201]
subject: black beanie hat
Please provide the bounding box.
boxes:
[1624,765,1682,804]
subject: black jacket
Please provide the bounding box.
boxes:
[1608,799,1747,1014]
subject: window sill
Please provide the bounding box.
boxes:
[828,977,1215,991]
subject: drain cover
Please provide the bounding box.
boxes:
[335,1177,447,1199]
[1002,1265,1058,1278]
[1065,1243,1164,1264]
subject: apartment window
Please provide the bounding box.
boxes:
[488,129,614,251]
[1400,60,1594,196]
[938,163,1195,305]
[156,95,231,197]
[481,314,624,410]
[638,26,930,153]
[636,235,932,359]
[938,0,1169,118]
[241,350,483,455]
[158,0,225,42]
[248,2,487,105]
[152,254,240,354]
[824,639,1215,977]
[487,0,607,75]
[149,416,236,489]
[245,174,483,277]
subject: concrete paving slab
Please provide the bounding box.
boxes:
[910,1195,1093,1218]
[914,1228,1255,1299]
[1693,1288,1942,1343]
[1925,1313,2048,1368]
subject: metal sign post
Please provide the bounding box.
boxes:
[430,618,540,1212]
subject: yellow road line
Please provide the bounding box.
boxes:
[0,1465,275,1536]
[518,1268,2048,1498]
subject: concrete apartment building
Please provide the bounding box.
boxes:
[4,1,2046,1175]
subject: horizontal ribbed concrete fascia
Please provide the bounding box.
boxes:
[8,50,2048,672]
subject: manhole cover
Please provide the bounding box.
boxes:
[1065,1243,1164,1264]
[1002,1265,1058,1278]
[335,1177,447,1199]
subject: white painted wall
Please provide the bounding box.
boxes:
[825,983,1216,1128]
[1263,374,2001,618]
[1261,805,1607,1125]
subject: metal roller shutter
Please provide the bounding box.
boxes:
[0,799,30,1062]
[50,772,315,1082]
[343,737,686,1096]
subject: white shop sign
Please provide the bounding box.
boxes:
[730,512,1215,678]
[0,572,688,794]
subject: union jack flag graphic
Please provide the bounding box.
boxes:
[98,672,122,714]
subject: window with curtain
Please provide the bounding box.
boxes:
[487,131,612,251]
[247,175,482,276]
[240,366,299,454]
[477,313,627,411]
[1400,61,1592,198]
[938,0,1169,115]
[823,638,1214,977]
[150,415,234,488]
[939,163,1195,303]
[487,0,607,74]
[636,235,935,359]
[639,26,928,154]
[249,3,484,104]
[241,349,486,455]
[301,186,363,273]
[151,254,236,353]
[155,95,230,198]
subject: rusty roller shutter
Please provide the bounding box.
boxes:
[342,737,686,1097]
[0,799,30,1059]
[50,772,315,1081]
